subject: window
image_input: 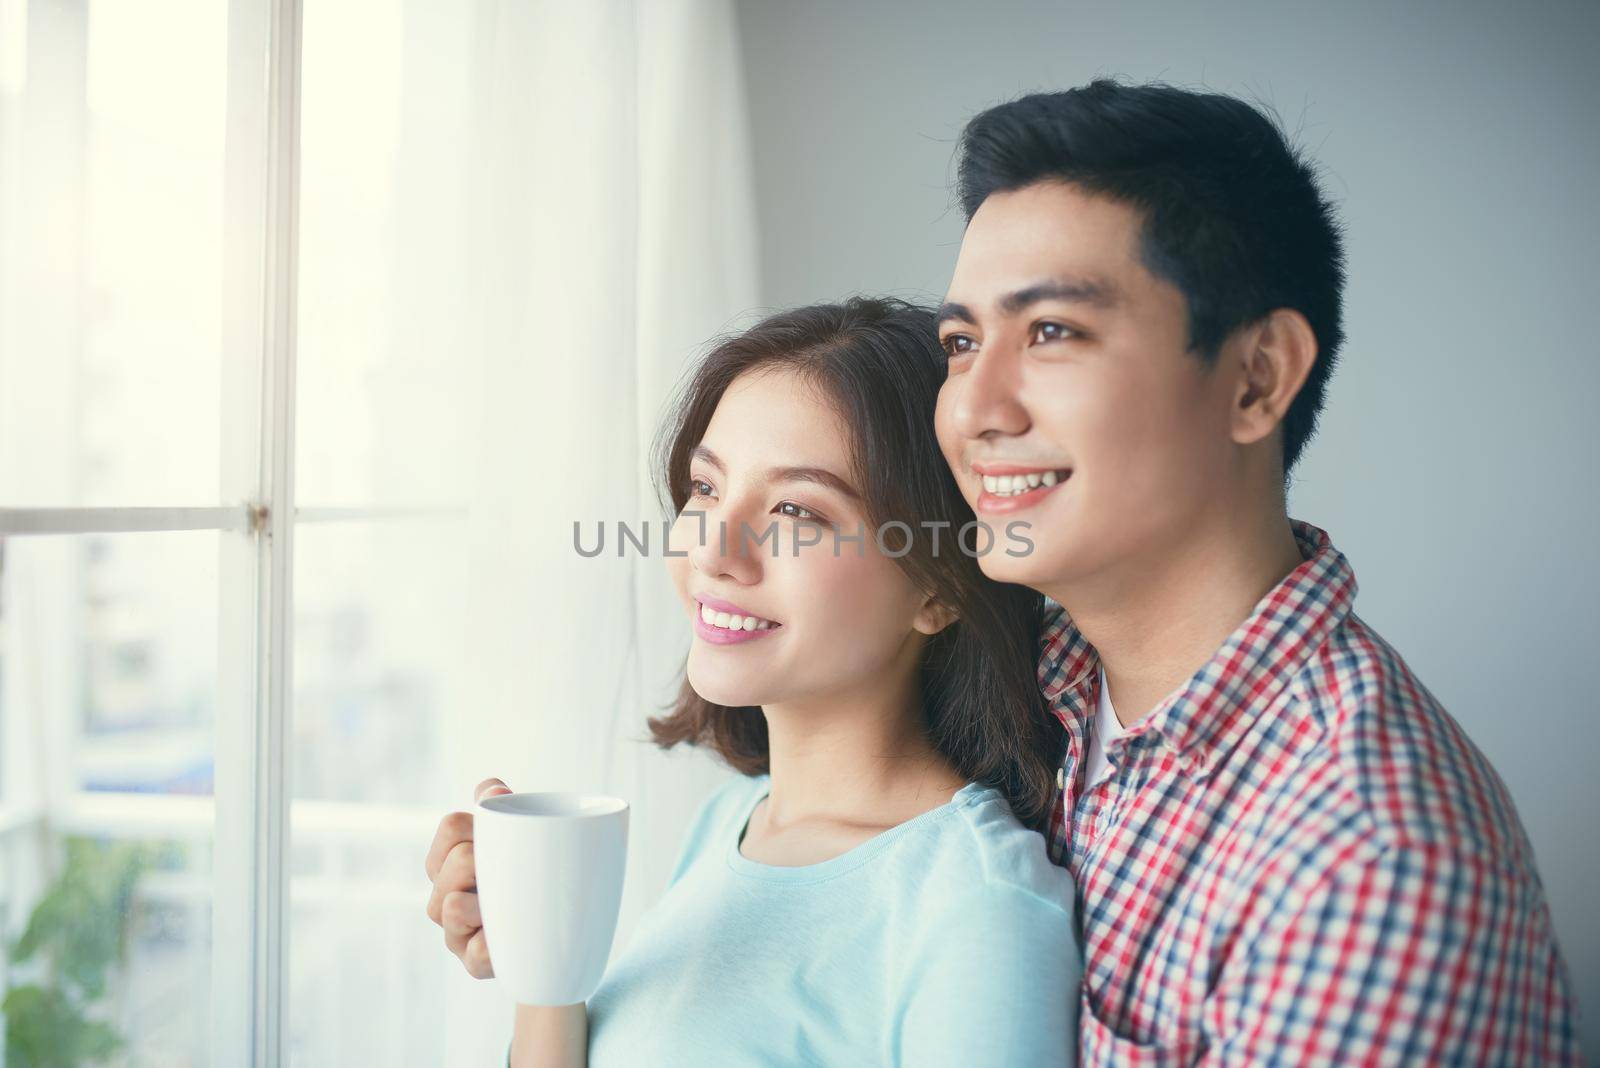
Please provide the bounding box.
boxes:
[2,0,757,1061]
[0,1,471,1062]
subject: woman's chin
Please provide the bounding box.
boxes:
[686,671,769,710]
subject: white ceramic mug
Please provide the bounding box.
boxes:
[473,791,629,1005]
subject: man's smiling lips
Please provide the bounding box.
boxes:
[970,461,1073,515]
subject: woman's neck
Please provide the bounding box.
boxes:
[756,664,965,832]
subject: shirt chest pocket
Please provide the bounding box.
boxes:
[1078,987,1187,1068]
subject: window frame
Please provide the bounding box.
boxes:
[0,1,306,1063]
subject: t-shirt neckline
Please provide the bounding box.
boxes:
[725,775,988,884]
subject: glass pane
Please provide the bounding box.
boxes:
[291,521,459,805]
[0,0,227,508]
[287,829,447,1065]
[292,1,488,1061]
[295,0,474,510]
[80,534,218,796]
[0,531,218,1067]
[288,518,466,1064]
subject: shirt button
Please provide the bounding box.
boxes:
[1056,766,1066,790]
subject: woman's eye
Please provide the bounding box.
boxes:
[687,478,715,498]
[941,334,976,359]
[775,501,819,521]
[1031,321,1076,344]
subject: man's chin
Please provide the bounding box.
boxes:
[972,546,1049,588]
[974,544,1077,593]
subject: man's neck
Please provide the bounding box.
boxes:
[1047,505,1306,729]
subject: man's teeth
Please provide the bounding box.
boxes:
[981,469,1070,496]
[699,603,776,631]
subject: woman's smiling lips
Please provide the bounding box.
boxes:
[692,593,783,646]
[971,461,1073,515]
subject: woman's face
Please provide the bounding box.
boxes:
[666,367,935,710]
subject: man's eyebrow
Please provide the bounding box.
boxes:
[1000,277,1121,314]
[938,277,1122,327]
[690,447,860,501]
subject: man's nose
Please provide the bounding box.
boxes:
[948,345,1030,441]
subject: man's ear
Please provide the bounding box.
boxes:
[912,594,958,636]
[1231,308,1318,448]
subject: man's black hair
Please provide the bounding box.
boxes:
[957,79,1347,474]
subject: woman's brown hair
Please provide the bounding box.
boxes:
[646,297,1060,830]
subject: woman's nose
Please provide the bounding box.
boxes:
[685,507,763,585]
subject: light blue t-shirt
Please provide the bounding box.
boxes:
[582,773,1081,1066]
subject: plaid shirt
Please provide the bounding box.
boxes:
[1041,520,1584,1065]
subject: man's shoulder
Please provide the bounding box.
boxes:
[1282,612,1536,869]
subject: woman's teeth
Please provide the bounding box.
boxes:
[982,469,1070,497]
[699,603,777,632]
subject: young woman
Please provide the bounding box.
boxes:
[425,298,1080,1065]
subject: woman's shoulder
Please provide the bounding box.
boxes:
[663,772,769,887]
[888,786,1082,1067]
[910,782,1075,915]
[697,771,769,828]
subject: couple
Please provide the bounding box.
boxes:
[426,81,1583,1065]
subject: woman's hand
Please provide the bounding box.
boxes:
[425,776,513,978]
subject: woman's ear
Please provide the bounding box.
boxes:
[912,594,958,636]
[1230,307,1318,449]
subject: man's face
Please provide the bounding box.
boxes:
[934,181,1242,591]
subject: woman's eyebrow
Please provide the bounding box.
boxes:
[689,445,724,470]
[695,446,859,500]
[768,465,860,501]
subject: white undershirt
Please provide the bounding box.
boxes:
[1083,666,1125,790]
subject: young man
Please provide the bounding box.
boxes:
[934,81,1583,1065]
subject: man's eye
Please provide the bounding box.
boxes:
[1032,321,1076,344]
[941,334,976,358]
[775,501,819,521]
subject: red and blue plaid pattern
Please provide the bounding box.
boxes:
[1041,520,1583,1065]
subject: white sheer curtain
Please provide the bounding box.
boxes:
[436,0,760,1058]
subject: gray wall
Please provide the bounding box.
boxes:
[736,0,1599,1052]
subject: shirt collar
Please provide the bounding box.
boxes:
[1038,597,1100,729]
[1038,519,1357,778]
